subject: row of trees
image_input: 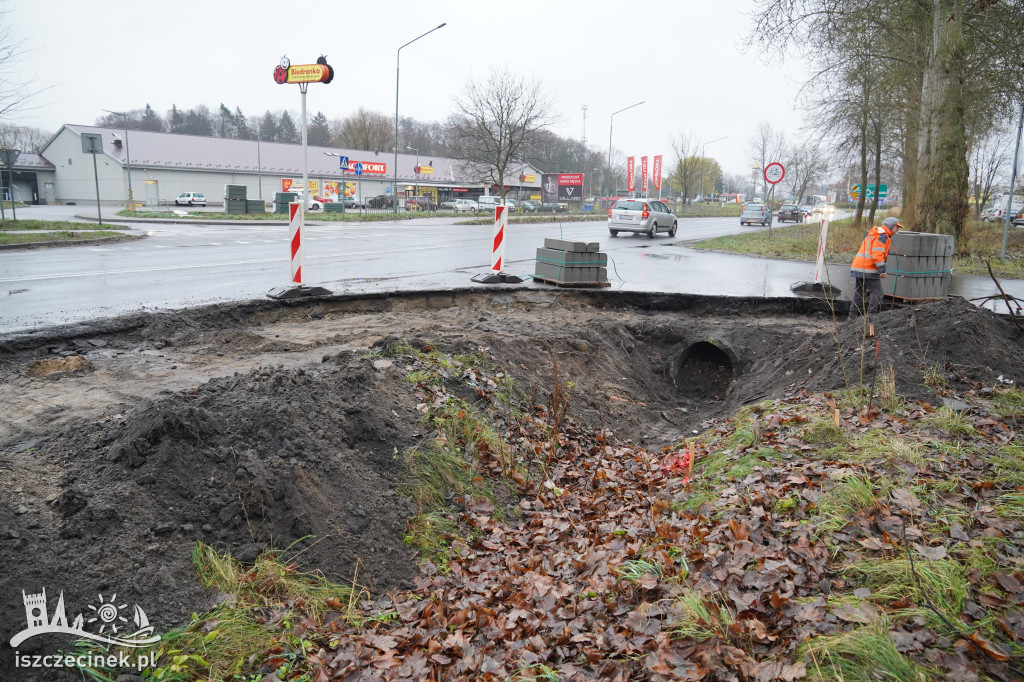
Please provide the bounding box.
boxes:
[752,0,1024,243]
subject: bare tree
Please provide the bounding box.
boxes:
[669,133,701,203]
[0,123,49,152]
[445,67,552,200]
[0,2,43,123]
[969,123,1012,217]
[783,141,829,205]
[331,107,394,151]
[747,121,787,198]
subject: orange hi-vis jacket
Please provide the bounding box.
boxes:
[850,224,895,278]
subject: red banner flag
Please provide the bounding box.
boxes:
[626,156,635,192]
[653,155,662,191]
[641,156,649,194]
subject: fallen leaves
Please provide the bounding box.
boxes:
[293,352,1024,681]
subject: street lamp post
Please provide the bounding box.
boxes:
[608,101,644,196]
[102,110,134,208]
[256,130,263,201]
[699,136,727,204]
[394,23,446,213]
[407,146,419,200]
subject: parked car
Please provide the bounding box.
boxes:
[740,203,771,226]
[367,195,395,209]
[175,192,206,207]
[777,204,802,223]
[608,199,677,238]
[477,195,502,211]
[540,202,569,213]
[405,196,438,211]
[520,200,540,212]
[1014,209,1024,227]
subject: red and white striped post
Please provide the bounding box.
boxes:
[471,204,522,284]
[289,200,305,285]
[491,205,507,273]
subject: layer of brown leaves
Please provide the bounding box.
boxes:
[292,357,1024,681]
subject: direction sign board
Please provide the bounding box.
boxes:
[764,162,785,185]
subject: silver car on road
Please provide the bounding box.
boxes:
[608,199,678,238]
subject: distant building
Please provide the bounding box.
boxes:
[31,125,548,207]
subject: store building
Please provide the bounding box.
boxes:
[35,124,546,206]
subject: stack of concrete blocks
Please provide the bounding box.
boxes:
[882,231,954,300]
[535,238,609,284]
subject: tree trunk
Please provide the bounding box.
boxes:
[915,0,969,246]
[868,118,882,226]
[901,70,923,227]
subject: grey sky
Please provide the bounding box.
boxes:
[11,0,810,178]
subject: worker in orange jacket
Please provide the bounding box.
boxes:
[849,216,902,318]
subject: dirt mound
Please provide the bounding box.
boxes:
[0,357,422,668]
[24,355,94,377]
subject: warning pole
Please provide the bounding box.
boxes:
[471,204,522,284]
[491,205,507,272]
[813,217,829,284]
[289,201,304,284]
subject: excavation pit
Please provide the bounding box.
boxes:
[2,288,1023,675]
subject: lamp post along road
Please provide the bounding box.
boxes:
[102,110,133,208]
[607,101,644,196]
[407,146,419,200]
[699,136,727,204]
[394,23,446,213]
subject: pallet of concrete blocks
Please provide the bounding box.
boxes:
[534,238,610,287]
[882,230,954,300]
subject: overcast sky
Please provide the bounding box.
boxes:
[10,0,811,177]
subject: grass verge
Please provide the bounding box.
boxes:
[0,219,130,231]
[0,230,134,246]
[691,214,1024,278]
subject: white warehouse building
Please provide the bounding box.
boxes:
[30,124,547,208]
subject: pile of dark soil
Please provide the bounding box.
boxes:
[0,357,422,669]
[2,291,1023,679]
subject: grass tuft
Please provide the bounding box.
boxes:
[671,590,735,642]
[843,557,968,624]
[801,620,935,681]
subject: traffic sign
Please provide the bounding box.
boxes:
[850,184,861,200]
[354,162,363,176]
[385,186,391,194]
[338,155,349,170]
[764,162,785,185]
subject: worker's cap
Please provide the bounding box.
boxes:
[883,217,903,230]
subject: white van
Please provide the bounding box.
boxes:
[477,195,502,211]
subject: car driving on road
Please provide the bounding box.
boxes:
[777,204,802,223]
[740,203,771,226]
[608,199,678,238]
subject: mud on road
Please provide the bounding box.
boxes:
[1,288,1021,676]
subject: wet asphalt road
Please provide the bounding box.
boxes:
[0,206,1020,334]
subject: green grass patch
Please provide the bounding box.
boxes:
[802,418,846,445]
[995,493,1024,521]
[924,406,977,438]
[849,433,927,467]
[118,208,416,222]
[0,219,129,231]
[404,511,459,571]
[0,229,133,245]
[672,589,735,642]
[691,213,1024,278]
[990,445,1024,486]
[801,620,936,681]
[843,557,968,624]
[812,475,887,532]
[991,387,1024,418]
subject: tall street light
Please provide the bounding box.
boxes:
[607,101,643,196]
[407,146,419,199]
[699,136,727,203]
[102,110,134,208]
[394,23,446,213]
